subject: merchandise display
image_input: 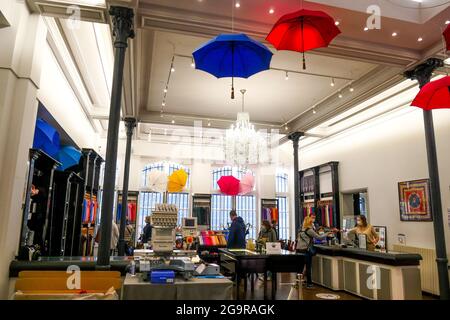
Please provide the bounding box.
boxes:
[6,0,450,304]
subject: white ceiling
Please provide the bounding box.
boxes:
[146,31,376,125]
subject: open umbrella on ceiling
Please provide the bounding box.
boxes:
[411,76,450,110]
[146,170,168,193]
[167,169,188,193]
[33,118,60,158]
[443,24,450,51]
[239,173,255,195]
[266,9,341,69]
[217,175,240,196]
[55,145,81,171]
[193,33,273,99]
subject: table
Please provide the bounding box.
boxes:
[121,273,233,300]
[219,249,304,300]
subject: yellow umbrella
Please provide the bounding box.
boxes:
[167,169,188,192]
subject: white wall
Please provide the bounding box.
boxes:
[296,107,450,252]
[37,42,99,149]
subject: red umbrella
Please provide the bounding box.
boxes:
[411,76,450,110]
[266,9,341,69]
[443,24,450,51]
[217,175,240,196]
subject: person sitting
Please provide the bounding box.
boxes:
[257,220,277,245]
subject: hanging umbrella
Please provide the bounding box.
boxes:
[411,76,450,110]
[33,118,60,158]
[239,173,255,195]
[266,9,341,69]
[167,169,188,193]
[193,33,273,99]
[217,175,240,196]
[443,24,450,51]
[55,145,81,171]
[146,170,168,193]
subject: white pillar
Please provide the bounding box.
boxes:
[0,2,46,298]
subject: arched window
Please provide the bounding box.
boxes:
[276,171,290,240]
[138,162,191,234]
[210,166,256,239]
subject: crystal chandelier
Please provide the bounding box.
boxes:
[224,89,270,165]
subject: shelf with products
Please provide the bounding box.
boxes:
[72,149,104,257]
[299,161,340,230]
[261,198,279,236]
[115,190,139,246]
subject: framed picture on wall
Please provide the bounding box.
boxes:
[398,179,432,222]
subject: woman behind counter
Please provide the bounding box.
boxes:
[257,220,277,244]
[347,215,379,251]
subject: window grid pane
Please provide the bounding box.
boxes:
[276,196,289,240]
[138,192,163,234]
[167,193,189,225]
[211,194,233,231]
[236,195,256,239]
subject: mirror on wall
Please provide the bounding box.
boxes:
[341,189,369,221]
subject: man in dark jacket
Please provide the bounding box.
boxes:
[141,216,152,244]
[227,210,246,249]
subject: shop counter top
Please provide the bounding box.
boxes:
[9,256,131,277]
[121,273,233,300]
[314,245,422,266]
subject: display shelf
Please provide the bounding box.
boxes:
[299,161,340,229]
[261,198,279,237]
[18,149,60,259]
[116,190,139,246]
[47,171,84,257]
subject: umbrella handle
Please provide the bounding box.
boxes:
[231,77,235,99]
[302,52,306,70]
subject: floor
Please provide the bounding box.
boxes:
[235,273,361,300]
[234,273,436,300]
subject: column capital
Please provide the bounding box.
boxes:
[123,117,136,136]
[109,6,135,48]
[404,58,443,88]
[288,132,304,144]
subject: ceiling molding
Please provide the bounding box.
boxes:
[138,3,421,68]
[138,111,282,131]
[286,65,404,133]
[27,0,107,23]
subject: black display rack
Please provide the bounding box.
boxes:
[47,171,84,256]
[72,148,104,257]
[19,149,60,258]
[299,161,340,229]
[192,193,212,229]
[116,190,139,246]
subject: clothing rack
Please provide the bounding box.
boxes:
[299,161,340,230]
[116,190,139,246]
[261,198,279,237]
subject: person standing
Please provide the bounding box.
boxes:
[347,215,379,251]
[141,215,153,244]
[296,215,334,288]
[227,210,246,249]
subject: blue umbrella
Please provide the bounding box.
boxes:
[56,145,82,171]
[33,118,60,158]
[193,33,273,99]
